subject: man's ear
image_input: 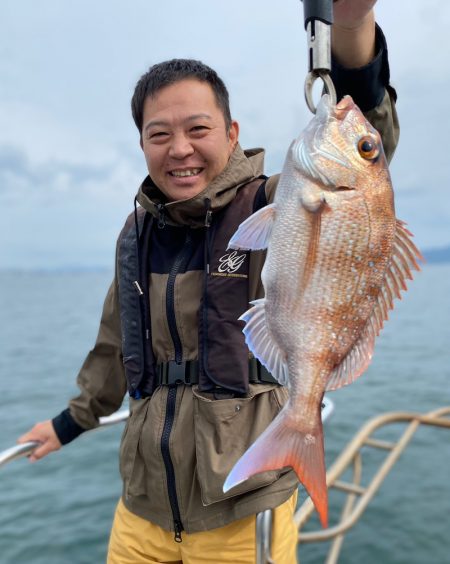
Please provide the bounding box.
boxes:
[139,136,144,150]
[228,120,239,151]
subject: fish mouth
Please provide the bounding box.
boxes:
[332,96,358,122]
[335,96,356,116]
[336,96,356,112]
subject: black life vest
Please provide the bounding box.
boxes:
[117,177,267,397]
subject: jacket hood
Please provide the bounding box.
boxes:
[136,144,265,227]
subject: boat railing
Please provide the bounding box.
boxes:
[295,405,450,564]
[0,410,130,468]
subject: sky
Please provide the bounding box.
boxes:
[1,0,449,269]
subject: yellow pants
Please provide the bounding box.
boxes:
[107,493,298,564]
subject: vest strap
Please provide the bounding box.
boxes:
[155,359,277,387]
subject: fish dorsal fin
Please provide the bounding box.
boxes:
[326,219,422,391]
[228,204,277,251]
[239,298,289,386]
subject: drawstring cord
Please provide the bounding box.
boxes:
[156,203,167,229]
[204,198,212,274]
[133,197,144,296]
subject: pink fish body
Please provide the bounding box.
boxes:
[223,95,422,527]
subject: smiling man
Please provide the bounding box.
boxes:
[140,77,239,201]
[18,2,399,562]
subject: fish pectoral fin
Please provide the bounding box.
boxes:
[240,299,289,386]
[300,185,326,214]
[228,204,277,251]
[326,219,422,392]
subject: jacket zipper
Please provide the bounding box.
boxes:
[161,228,193,541]
[202,205,213,381]
[161,385,183,542]
[166,229,192,363]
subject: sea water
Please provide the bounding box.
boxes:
[0,264,449,564]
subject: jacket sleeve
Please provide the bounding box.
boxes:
[52,267,127,445]
[330,23,399,164]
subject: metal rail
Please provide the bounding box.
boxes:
[295,406,450,564]
[0,409,129,468]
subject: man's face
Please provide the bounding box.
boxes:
[141,79,239,202]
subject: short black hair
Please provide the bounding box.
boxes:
[131,58,232,134]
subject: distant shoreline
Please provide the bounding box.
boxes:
[0,267,114,274]
[421,246,450,264]
[1,247,449,272]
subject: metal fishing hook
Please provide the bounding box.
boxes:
[304,70,337,114]
[301,0,336,114]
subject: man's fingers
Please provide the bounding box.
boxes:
[17,431,39,444]
[29,441,56,463]
[16,420,62,462]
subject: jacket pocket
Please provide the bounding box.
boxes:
[119,398,149,498]
[193,383,288,506]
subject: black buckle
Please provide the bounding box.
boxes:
[157,361,199,386]
[159,362,185,385]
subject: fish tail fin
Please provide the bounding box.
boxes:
[223,406,328,528]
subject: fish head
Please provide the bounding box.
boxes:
[290,94,391,194]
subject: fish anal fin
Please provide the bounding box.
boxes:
[228,204,277,251]
[326,327,375,391]
[239,299,288,386]
[223,407,328,527]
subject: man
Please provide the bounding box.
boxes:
[18,2,398,562]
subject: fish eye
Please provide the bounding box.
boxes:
[357,136,380,161]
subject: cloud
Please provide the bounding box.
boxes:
[0,145,143,269]
[0,145,141,201]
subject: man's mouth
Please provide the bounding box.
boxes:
[169,168,203,177]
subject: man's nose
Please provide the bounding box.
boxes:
[168,133,194,159]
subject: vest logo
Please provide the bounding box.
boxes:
[217,251,247,275]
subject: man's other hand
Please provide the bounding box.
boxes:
[18,420,62,462]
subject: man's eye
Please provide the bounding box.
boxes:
[191,126,208,132]
[146,130,170,141]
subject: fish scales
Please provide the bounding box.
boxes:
[223,95,421,528]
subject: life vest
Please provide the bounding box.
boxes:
[117,177,267,397]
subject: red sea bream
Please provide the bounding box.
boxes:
[223,94,422,527]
